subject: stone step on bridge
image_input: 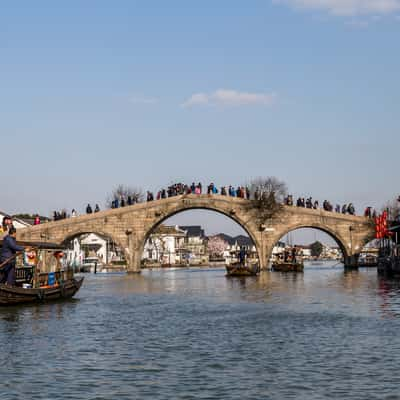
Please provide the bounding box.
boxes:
[17,194,375,272]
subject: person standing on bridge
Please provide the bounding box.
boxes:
[86,204,93,214]
[94,204,100,213]
[1,216,14,234]
[34,215,40,225]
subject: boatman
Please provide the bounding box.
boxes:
[0,226,25,286]
[239,247,246,265]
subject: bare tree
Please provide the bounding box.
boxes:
[106,184,144,208]
[382,197,400,221]
[246,176,288,226]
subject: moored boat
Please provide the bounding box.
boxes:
[374,211,400,278]
[0,240,84,305]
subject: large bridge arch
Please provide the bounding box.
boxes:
[136,204,263,270]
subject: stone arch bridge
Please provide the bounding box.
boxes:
[18,195,375,272]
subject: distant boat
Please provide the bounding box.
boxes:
[225,262,259,277]
[272,261,304,272]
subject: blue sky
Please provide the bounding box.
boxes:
[1,1,399,241]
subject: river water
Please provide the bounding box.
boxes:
[1,263,400,400]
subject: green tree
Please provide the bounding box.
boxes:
[310,241,323,258]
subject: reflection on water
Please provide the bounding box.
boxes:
[1,263,400,399]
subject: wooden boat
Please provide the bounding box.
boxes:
[0,240,84,305]
[376,221,400,278]
[0,277,84,305]
[225,262,260,277]
[272,261,304,272]
[358,254,378,267]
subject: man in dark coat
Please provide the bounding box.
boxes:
[0,227,24,285]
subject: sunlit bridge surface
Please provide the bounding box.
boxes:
[1,263,400,399]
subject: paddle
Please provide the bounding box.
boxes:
[0,253,21,270]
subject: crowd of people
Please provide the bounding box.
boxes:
[42,181,379,219]
[84,181,366,218]
[111,196,138,208]
[144,182,252,202]
[86,204,100,214]
[53,210,68,221]
[284,195,359,215]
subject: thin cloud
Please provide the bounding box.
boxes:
[274,0,400,16]
[182,89,277,108]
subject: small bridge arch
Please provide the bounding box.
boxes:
[267,223,351,264]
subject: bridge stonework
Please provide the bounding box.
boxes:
[17,195,375,272]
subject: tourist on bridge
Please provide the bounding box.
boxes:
[342,204,347,214]
[147,191,154,202]
[94,204,100,213]
[1,216,13,234]
[71,209,77,217]
[0,226,25,286]
[34,215,41,225]
[347,203,355,215]
[86,204,93,214]
[335,204,341,213]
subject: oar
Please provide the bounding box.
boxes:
[0,253,20,270]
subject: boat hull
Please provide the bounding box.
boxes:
[272,262,304,272]
[0,277,84,306]
[377,257,400,278]
[225,263,259,277]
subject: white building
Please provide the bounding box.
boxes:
[65,233,124,268]
[142,225,186,266]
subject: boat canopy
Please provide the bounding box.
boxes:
[0,240,66,250]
